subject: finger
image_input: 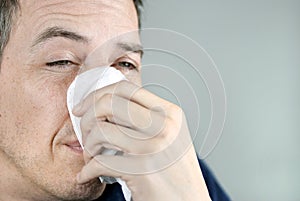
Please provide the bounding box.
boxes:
[73,80,170,116]
[80,94,165,137]
[77,154,156,184]
[77,155,125,184]
[78,154,167,182]
[83,121,161,156]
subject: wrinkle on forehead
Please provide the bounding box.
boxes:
[8,0,140,65]
[16,0,139,46]
[20,0,137,22]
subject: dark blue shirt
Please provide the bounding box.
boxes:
[95,158,230,201]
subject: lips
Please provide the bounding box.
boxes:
[64,140,83,153]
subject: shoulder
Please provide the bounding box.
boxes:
[198,159,231,201]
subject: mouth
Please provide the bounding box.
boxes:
[64,141,83,154]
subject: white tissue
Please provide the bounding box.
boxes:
[67,66,131,201]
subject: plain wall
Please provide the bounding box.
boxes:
[140,0,300,200]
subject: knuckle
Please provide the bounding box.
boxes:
[157,115,181,146]
[80,116,89,135]
[118,80,139,95]
[160,117,175,137]
[101,93,113,103]
[167,103,183,116]
[119,80,129,86]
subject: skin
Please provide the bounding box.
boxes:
[0,0,211,200]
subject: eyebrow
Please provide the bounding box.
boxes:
[117,42,144,57]
[32,26,89,48]
[31,26,144,57]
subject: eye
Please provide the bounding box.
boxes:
[111,59,139,74]
[45,60,80,73]
[111,55,140,74]
[115,61,137,70]
[46,60,74,68]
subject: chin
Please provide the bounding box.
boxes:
[64,179,105,201]
[26,156,105,201]
[42,177,105,201]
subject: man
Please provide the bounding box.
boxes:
[0,0,230,200]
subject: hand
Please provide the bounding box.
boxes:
[73,80,211,201]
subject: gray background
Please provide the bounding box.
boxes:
[140,0,300,200]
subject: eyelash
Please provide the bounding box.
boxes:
[46,59,138,72]
[46,60,75,68]
[114,61,137,70]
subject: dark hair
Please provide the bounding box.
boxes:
[0,0,143,62]
[134,0,143,28]
[0,0,19,61]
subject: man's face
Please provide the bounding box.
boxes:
[0,0,141,200]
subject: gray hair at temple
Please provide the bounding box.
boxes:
[0,0,143,63]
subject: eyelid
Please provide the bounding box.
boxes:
[46,60,75,66]
[114,55,140,68]
[46,51,81,64]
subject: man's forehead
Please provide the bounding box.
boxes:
[18,0,138,32]
[20,0,136,14]
[16,0,140,52]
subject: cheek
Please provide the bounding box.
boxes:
[23,77,70,136]
[0,72,69,147]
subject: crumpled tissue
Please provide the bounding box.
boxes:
[67,66,131,201]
